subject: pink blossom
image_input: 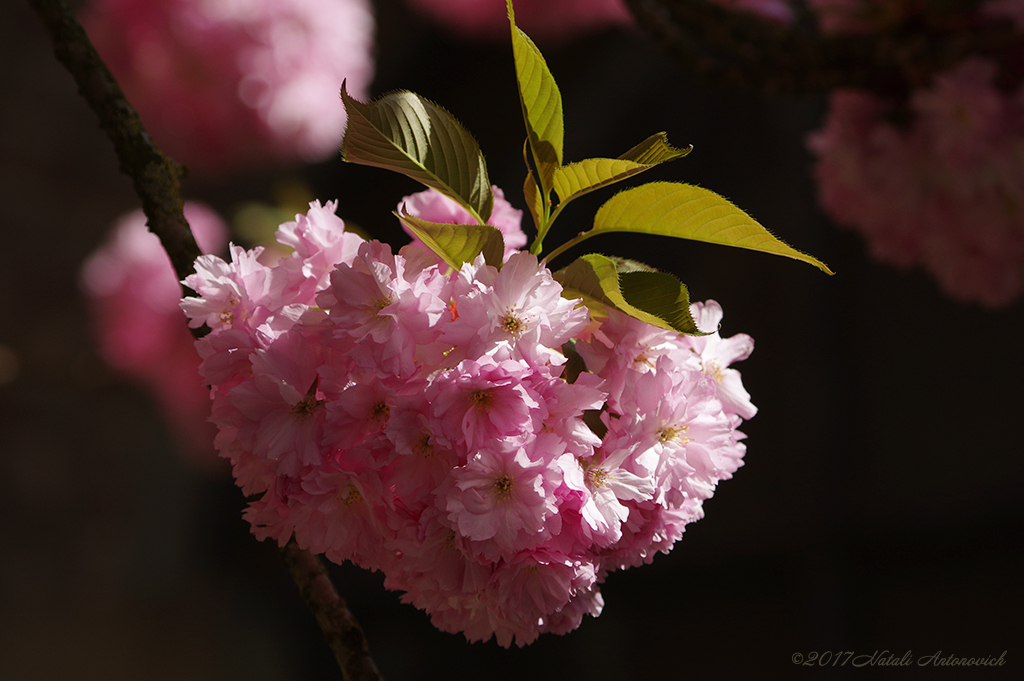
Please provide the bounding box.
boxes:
[82,0,375,172]
[406,0,633,41]
[274,200,365,305]
[299,455,393,569]
[317,240,451,377]
[428,356,546,455]
[443,251,589,366]
[709,0,796,24]
[808,0,1018,34]
[400,186,528,261]
[81,202,227,467]
[574,445,656,547]
[575,308,697,408]
[600,498,704,571]
[227,330,331,477]
[809,60,1024,306]
[681,300,757,419]
[182,182,758,645]
[489,549,598,646]
[984,0,1024,31]
[443,446,564,561]
[181,243,276,333]
[807,0,880,33]
[382,395,458,506]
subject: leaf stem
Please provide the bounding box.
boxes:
[542,229,594,266]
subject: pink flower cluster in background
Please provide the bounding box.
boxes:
[708,0,795,24]
[82,0,375,172]
[181,188,756,645]
[809,0,1024,34]
[809,58,1024,306]
[82,203,228,468]
[406,0,633,41]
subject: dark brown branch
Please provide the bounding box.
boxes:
[280,539,384,681]
[28,0,201,286]
[30,2,382,678]
[623,0,1023,97]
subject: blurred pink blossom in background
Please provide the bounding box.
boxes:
[809,58,1024,306]
[82,0,375,172]
[709,0,795,24]
[81,203,228,468]
[406,0,632,41]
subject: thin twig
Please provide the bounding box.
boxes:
[29,2,382,678]
[280,539,384,681]
[27,0,201,286]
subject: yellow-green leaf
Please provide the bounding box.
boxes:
[553,253,709,335]
[551,134,690,209]
[508,0,563,190]
[341,83,493,223]
[618,270,707,336]
[396,210,505,270]
[618,132,692,165]
[592,182,834,274]
[523,167,543,233]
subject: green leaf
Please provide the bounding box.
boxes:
[523,167,543,233]
[549,133,691,215]
[341,82,493,223]
[560,340,587,385]
[618,132,692,165]
[553,253,710,335]
[508,0,563,190]
[396,210,505,270]
[590,182,834,274]
[618,270,707,336]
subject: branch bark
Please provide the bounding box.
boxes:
[280,539,384,681]
[28,0,201,286]
[29,2,382,678]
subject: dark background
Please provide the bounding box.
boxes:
[1,1,1021,679]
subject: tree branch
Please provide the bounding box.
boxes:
[280,539,384,681]
[622,0,1022,97]
[28,0,201,286]
[29,2,383,678]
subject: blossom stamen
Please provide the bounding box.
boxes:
[370,400,390,426]
[703,360,725,383]
[468,389,495,412]
[337,484,363,508]
[366,294,393,315]
[500,308,527,337]
[492,474,514,501]
[413,433,434,458]
[291,377,324,420]
[634,347,654,368]
[658,424,690,443]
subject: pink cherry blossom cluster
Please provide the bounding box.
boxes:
[82,203,228,468]
[82,0,375,172]
[180,188,756,646]
[809,58,1024,306]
